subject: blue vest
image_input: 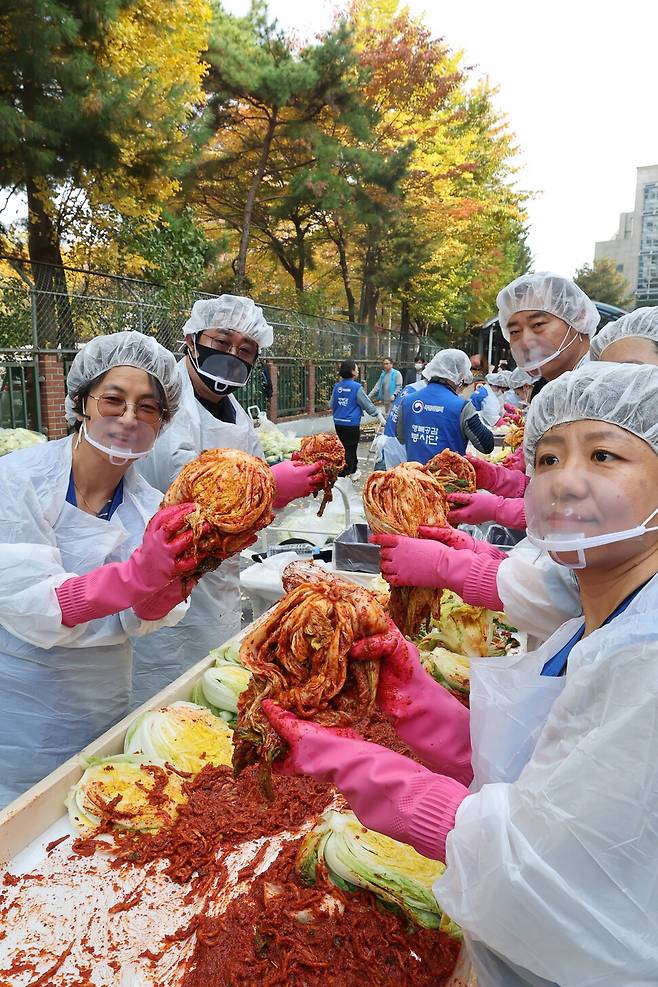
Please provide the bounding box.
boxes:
[401,381,467,464]
[331,379,362,426]
[385,381,424,437]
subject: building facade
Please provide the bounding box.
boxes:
[595,164,658,306]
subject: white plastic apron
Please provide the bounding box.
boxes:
[455,617,583,987]
[0,502,135,807]
[131,363,259,708]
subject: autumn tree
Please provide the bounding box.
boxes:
[194,2,382,295]
[332,0,526,337]
[0,0,210,343]
[574,258,633,309]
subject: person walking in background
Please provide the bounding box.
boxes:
[368,356,403,415]
[331,360,385,477]
[403,356,426,386]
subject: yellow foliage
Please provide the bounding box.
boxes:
[87,0,212,218]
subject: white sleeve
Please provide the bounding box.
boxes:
[436,626,658,986]
[496,540,582,641]
[120,598,190,637]
[0,475,134,650]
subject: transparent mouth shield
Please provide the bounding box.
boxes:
[525,476,658,569]
[512,327,577,375]
[81,414,157,466]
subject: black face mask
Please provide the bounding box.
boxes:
[188,340,255,396]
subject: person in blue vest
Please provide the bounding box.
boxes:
[396,349,494,465]
[368,357,403,415]
[330,360,385,476]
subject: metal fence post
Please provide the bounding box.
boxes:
[307,360,315,415]
[30,288,43,434]
[267,361,278,422]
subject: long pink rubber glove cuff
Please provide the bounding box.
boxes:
[372,533,504,611]
[264,702,468,861]
[350,625,472,786]
[448,491,527,530]
[465,454,529,499]
[271,459,324,509]
[56,502,201,627]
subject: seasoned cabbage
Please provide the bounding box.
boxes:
[66,754,185,833]
[296,809,455,930]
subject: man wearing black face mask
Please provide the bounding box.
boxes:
[135,295,324,707]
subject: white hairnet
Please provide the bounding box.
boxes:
[590,307,658,360]
[422,349,473,386]
[182,295,274,349]
[497,273,600,342]
[485,372,503,387]
[524,362,658,473]
[509,367,535,388]
[65,330,181,426]
[498,370,513,387]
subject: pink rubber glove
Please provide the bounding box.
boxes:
[349,622,472,785]
[503,402,522,417]
[270,459,324,509]
[465,454,529,498]
[264,701,468,861]
[448,491,527,530]
[371,533,504,610]
[133,575,198,621]
[56,502,203,627]
[417,524,505,560]
[502,448,526,472]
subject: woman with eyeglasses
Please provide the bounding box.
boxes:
[0,331,202,808]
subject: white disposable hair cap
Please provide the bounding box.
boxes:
[182,295,274,349]
[497,272,600,342]
[590,307,658,360]
[486,372,503,387]
[524,362,658,474]
[422,349,473,386]
[65,330,182,426]
[509,367,535,388]
[498,370,513,387]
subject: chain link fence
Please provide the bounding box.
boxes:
[0,258,441,428]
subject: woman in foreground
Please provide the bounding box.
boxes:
[264,360,658,986]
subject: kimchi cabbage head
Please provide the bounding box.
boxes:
[233,575,388,777]
[296,809,454,931]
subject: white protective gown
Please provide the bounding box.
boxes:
[0,436,187,809]
[496,538,582,645]
[134,361,263,708]
[435,573,658,986]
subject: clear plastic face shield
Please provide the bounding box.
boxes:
[79,395,161,466]
[525,469,658,569]
[510,315,581,376]
[187,334,255,395]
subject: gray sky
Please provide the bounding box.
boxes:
[225,0,658,277]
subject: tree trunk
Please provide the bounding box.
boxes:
[334,226,355,322]
[26,175,74,349]
[234,107,278,293]
[398,297,413,361]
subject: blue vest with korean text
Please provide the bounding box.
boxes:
[401,381,467,464]
[331,378,362,426]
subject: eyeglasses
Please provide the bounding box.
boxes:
[198,332,257,360]
[87,393,163,425]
